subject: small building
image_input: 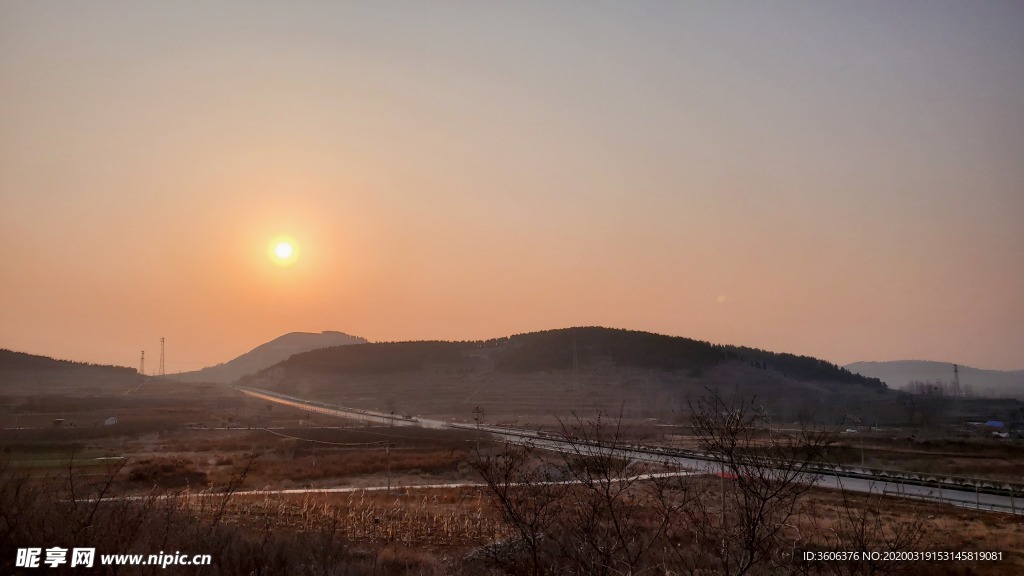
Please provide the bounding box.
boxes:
[104,416,118,426]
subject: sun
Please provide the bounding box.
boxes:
[268,236,299,266]
[275,242,293,259]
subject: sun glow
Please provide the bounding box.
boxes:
[268,236,299,266]
[275,242,293,259]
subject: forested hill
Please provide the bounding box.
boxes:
[0,349,138,394]
[0,349,134,372]
[251,327,886,391]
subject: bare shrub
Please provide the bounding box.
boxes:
[551,412,694,576]
[683,390,834,575]
[470,440,568,575]
[471,412,695,576]
[471,392,935,576]
[128,457,208,487]
[810,488,928,576]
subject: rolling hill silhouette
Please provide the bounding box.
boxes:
[0,349,138,395]
[239,327,892,424]
[171,331,366,384]
[846,360,1024,399]
[262,327,883,388]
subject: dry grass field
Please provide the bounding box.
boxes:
[826,435,1024,483]
[796,489,1024,575]
[3,378,1023,575]
[0,384,486,493]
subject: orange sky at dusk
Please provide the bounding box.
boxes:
[1,2,1022,372]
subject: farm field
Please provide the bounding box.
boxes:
[3,379,1024,575]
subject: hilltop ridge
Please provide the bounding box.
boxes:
[0,349,138,395]
[261,327,885,390]
[239,327,893,424]
[170,331,366,384]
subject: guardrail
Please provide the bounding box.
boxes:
[884,488,1022,515]
[453,423,1024,508]
[809,465,1024,501]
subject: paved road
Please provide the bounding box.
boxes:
[483,428,1024,515]
[237,387,450,429]
[237,386,1024,515]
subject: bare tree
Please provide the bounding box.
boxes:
[552,411,690,576]
[685,390,834,575]
[471,412,694,576]
[471,391,931,576]
[815,486,927,576]
[469,440,568,576]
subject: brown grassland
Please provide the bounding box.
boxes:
[2,379,1023,575]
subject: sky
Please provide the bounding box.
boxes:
[1,1,1022,372]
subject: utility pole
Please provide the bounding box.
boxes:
[720,457,727,563]
[385,442,394,494]
[861,435,865,468]
[572,337,579,388]
[139,351,145,376]
[159,337,165,377]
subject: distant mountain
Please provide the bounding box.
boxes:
[171,331,366,384]
[0,349,138,395]
[845,360,1024,399]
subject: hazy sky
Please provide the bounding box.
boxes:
[2,1,1022,372]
